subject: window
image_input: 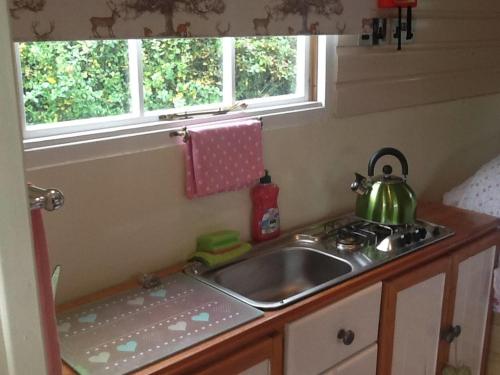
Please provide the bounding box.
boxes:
[16,36,315,140]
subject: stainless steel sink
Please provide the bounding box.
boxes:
[202,247,352,309]
[185,238,359,309]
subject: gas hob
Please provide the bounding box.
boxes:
[309,215,455,260]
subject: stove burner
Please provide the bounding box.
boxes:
[336,230,366,251]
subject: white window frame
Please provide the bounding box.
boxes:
[16,36,314,142]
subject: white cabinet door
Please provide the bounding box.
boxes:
[239,360,270,375]
[322,344,377,375]
[285,282,382,375]
[451,246,496,375]
[391,272,446,375]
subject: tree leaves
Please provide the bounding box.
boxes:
[235,37,296,100]
[20,37,298,125]
[20,40,130,125]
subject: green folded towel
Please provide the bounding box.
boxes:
[191,243,252,268]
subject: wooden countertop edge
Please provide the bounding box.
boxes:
[60,202,500,375]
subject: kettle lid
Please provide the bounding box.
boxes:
[379,164,404,183]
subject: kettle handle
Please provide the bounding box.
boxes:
[368,147,409,177]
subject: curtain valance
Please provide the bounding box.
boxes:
[9,0,375,42]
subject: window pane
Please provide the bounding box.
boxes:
[142,39,223,112]
[19,40,130,125]
[235,37,297,101]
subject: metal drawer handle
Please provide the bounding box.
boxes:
[443,325,462,343]
[337,329,355,345]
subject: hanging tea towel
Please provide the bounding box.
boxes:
[494,268,500,313]
[184,118,264,199]
[31,208,62,375]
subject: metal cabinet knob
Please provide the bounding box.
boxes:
[443,325,462,343]
[337,329,355,345]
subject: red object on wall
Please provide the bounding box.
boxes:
[378,0,417,8]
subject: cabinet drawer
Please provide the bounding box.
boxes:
[239,360,270,375]
[284,282,382,375]
[321,344,377,375]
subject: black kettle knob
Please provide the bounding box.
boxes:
[382,165,393,175]
[368,147,409,178]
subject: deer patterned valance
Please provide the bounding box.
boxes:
[9,0,376,42]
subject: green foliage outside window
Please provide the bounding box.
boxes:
[20,40,130,125]
[236,37,297,100]
[19,37,298,126]
[142,38,223,111]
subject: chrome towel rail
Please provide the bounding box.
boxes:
[29,185,64,211]
[169,117,263,143]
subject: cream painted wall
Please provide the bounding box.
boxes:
[27,93,500,304]
[0,0,48,372]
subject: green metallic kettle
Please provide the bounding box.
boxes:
[351,147,416,225]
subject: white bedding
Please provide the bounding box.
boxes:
[443,153,500,312]
[443,154,500,218]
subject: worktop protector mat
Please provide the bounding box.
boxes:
[57,273,263,375]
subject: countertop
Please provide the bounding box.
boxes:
[60,202,500,374]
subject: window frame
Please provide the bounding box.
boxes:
[16,36,314,141]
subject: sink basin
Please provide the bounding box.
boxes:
[189,247,353,309]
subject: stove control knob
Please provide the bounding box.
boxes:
[403,233,413,245]
[432,226,441,236]
[413,228,427,241]
[411,231,421,242]
[397,235,406,247]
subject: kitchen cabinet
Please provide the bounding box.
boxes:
[378,257,450,375]
[378,235,498,375]
[189,334,282,375]
[442,242,496,375]
[284,282,381,375]
[321,344,377,375]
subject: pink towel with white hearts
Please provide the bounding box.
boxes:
[184,119,264,199]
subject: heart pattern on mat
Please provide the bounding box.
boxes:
[191,312,210,322]
[168,321,187,331]
[88,352,110,364]
[149,289,167,298]
[127,297,144,306]
[57,322,71,332]
[117,340,137,353]
[78,313,97,324]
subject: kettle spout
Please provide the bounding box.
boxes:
[351,173,370,195]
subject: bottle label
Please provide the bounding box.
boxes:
[260,208,280,235]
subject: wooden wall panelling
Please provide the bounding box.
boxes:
[335,69,500,116]
[333,0,500,117]
[336,44,500,83]
[417,0,500,13]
